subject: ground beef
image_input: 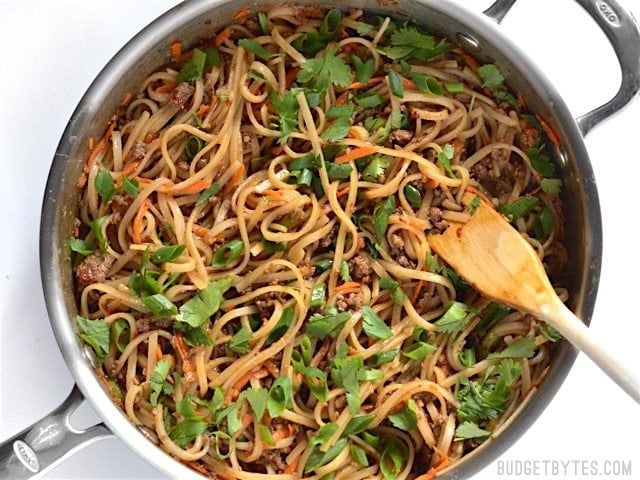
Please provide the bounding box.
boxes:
[131,140,148,160]
[518,120,540,149]
[75,252,115,289]
[298,5,324,18]
[135,316,174,333]
[170,82,195,108]
[256,443,293,473]
[389,232,405,250]
[109,191,132,217]
[470,160,516,198]
[299,261,315,280]
[349,254,372,283]
[390,129,413,145]
[428,207,448,234]
[176,160,190,179]
[336,291,364,312]
[319,224,336,248]
[255,282,286,320]
[389,232,416,269]
[416,282,439,313]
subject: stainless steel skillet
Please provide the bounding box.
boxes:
[1,0,638,478]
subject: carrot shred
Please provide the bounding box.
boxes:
[335,281,361,293]
[86,123,115,174]
[416,449,453,480]
[170,41,182,63]
[120,91,133,107]
[412,280,426,303]
[516,91,527,109]
[453,47,480,70]
[156,83,176,94]
[175,179,211,194]
[402,78,417,89]
[88,137,94,150]
[535,113,561,147]
[222,163,245,196]
[132,199,151,244]
[335,145,377,164]
[336,185,351,197]
[197,104,210,117]
[285,67,300,87]
[215,28,232,46]
[264,359,279,377]
[531,365,550,389]
[233,7,251,19]
[156,345,163,361]
[284,457,300,474]
[172,333,196,382]
[335,91,350,105]
[226,367,269,403]
[122,160,140,177]
[193,224,210,238]
[344,76,385,90]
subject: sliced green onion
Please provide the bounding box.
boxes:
[310,283,326,308]
[403,184,422,209]
[212,239,245,268]
[184,135,203,159]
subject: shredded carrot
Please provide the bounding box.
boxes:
[284,457,300,474]
[270,146,284,155]
[412,280,426,303]
[136,177,153,184]
[272,428,292,441]
[402,78,417,89]
[156,345,163,361]
[156,83,176,94]
[132,199,151,244]
[242,413,253,428]
[336,185,351,197]
[172,333,196,382]
[344,76,385,90]
[536,113,561,147]
[453,47,479,70]
[170,41,182,63]
[416,449,452,480]
[175,179,212,194]
[233,7,251,19]
[425,177,439,189]
[335,281,361,293]
[346,127,360,139]
[197,104,210,117]
[215,28,232,46]
[86,122,115,174]
[120,91,133,107]
[335,145,377,164]
[531,365,550,389]
[336,91,350,105]
[516,91,527,109]
[285,67,300,86]
[122,160,140,177]
[226,367,268,402]
[88,137,94,150]
[222,163,245,196]
[193,225,210,238]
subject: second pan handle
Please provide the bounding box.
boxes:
[0,386,113,479]
[484,0,640,136]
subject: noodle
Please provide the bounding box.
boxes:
[70,6,567,478]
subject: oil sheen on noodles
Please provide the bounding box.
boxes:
[71,6,568,479]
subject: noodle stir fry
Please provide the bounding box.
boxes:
[71,6,567,479]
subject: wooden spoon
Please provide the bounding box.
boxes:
[428,193,640,403]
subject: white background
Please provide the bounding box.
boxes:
[0,0,638,478]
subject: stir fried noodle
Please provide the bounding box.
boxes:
[72,6,568,479]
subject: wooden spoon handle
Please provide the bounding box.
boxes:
[540,300,640,404]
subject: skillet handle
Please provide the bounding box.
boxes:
[0,386,114,479]
[485,0,640,136]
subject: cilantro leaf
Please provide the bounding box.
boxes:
[196,181,220,206]
[534,206,554,240]
[152,244,185,264]
[373,195,396,240]
[435,302,474,333]
[89,216,110,252]
[321,117,351,141]
[270,90,300,144]
[379,26,451,61]
[246,387,268,421]
[437,143,455,177]
[380,438,407,479]
[455,421,490,441]
[95,169,116,203]
[489,336,536,359]
[149,359,171,405]
[309,422,339,446]
[76,316,110,364]
[343,415,375,436]
[175,276,234,327]
[176,48,207,83]
[69,237,95,256]
[538,323,562,342]
[362,154,390,183]
[526,145,555,177]
[297,47,353,92]
[497,196,539,221]
[306,307,351,339]
[388,398,418,431]
[267,376,293,418]
[229,326,252,354]
[379,277,405,305]
[173,321,212,346]
[361,305,393,340]
[541,178,562,196]
[477,64,505,90]
[352,55,375,84]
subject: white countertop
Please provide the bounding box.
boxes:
[0,1,638,478]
